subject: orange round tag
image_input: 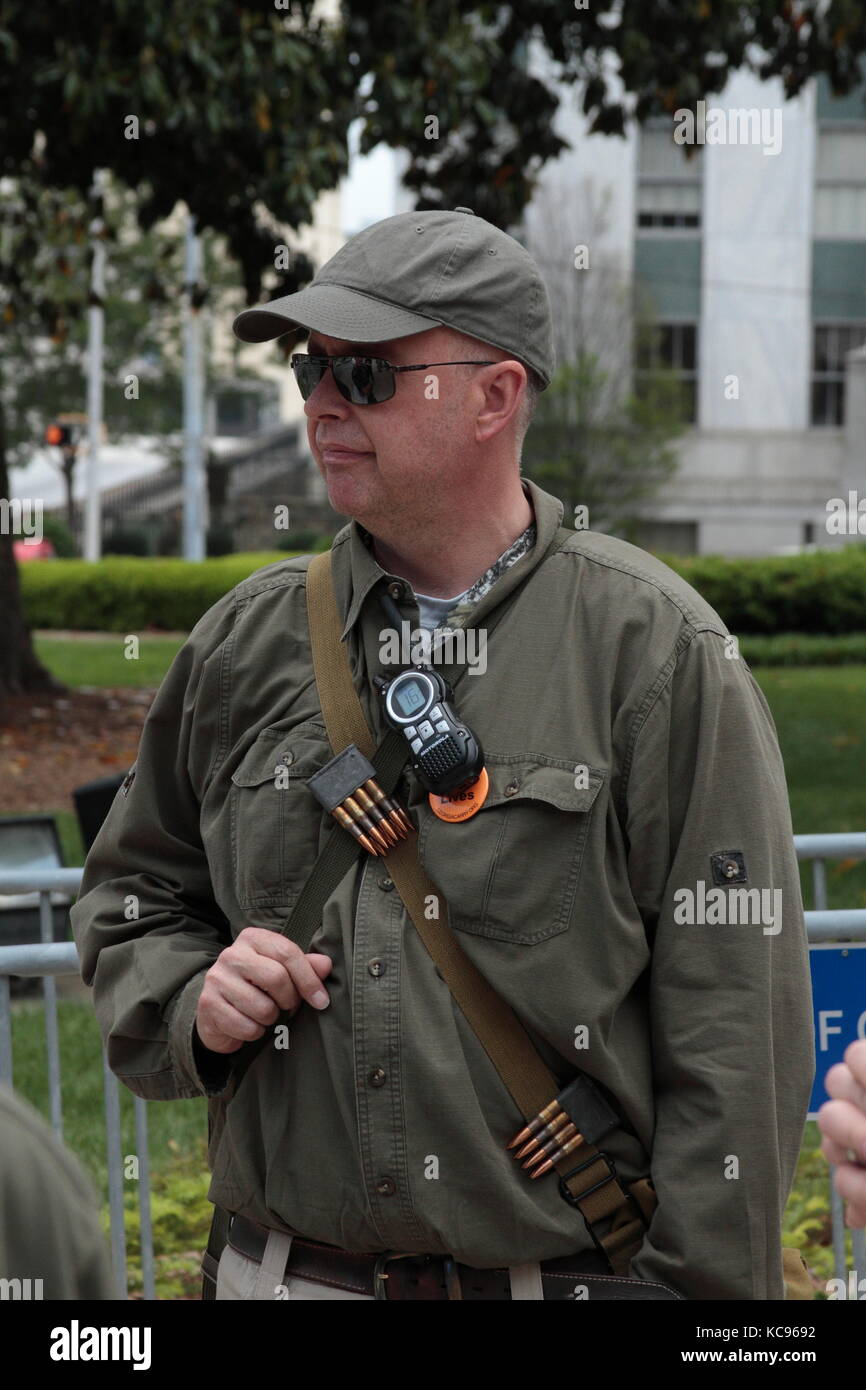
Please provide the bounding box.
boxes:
[428,767,489,822]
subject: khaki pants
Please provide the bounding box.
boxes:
[216,1231,375,1301]
[215,1228,544,1300]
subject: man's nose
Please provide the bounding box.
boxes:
[303,364,350,419]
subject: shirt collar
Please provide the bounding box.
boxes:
[329,477,566,643]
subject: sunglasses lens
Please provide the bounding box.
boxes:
[332,357,395,405]
[292,357,328,400]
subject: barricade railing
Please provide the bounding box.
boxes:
[1,844,865,1297]
[0,869,153,1301]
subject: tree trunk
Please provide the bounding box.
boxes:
[63,447,76,532]
[0,393,66,700]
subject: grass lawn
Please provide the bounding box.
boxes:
[9,644,866,1297]
[32,634,185,689]
[757,666,866,911]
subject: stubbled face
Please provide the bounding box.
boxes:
[301,325,506,534]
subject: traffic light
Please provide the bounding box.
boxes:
[44,423,72,448]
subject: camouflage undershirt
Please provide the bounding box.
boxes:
[361,518,537,632]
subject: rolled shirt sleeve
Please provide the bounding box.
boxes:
[623,627,815,1299]
[70,592,237,1102]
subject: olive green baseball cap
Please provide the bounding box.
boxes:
[232,207,555,389]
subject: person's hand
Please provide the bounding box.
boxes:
[818,1038,866,1229]
[195,927,334,1054]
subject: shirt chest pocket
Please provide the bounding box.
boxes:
[416,753,605,945]
[229,720,332,914]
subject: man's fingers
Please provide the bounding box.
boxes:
[226,953,301,1013]
[285,952,331,1009]
[210,974,287,1027]
[244,934,333,1007]
[843,1039,866,1088]
[240,939,333,1008]
[221,932,334,1010]
[818,1099,866,1163]
[210,930,333,1012]
[198,998,268,1047]
[824,1060,866,1112]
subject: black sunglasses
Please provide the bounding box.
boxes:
[290,353,497,406]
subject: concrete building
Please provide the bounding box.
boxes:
[521,54,866,556]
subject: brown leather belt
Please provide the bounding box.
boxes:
[227,1213,638,1300]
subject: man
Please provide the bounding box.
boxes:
[0,1084,115,1299]
[819,1039,866,1229]
[71,207,814,1301]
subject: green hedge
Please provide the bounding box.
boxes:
[19,545,866,637]
[656,547,866,635]
[738,633,866,666]
[20,553,292,632]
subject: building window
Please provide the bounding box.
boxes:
[636,125,702,232]
[637,186,701,229]
[811,324,866,426]
[635,322,698,424]
[814,129,866,239]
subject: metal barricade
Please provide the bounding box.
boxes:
[0,868,154,1301]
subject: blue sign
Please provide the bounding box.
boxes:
[809,944,866,1118]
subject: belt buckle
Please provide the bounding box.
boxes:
[373,1251,415,1300]
[373,1251,463,1300]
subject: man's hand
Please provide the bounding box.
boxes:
[818,1038,866,1229]
[195,927,334,1054]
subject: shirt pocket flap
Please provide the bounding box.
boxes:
[418,752,606,943]
[481,755,605,814]
[230,721,331,788]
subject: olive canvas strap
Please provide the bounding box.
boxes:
[304,548,655,1276]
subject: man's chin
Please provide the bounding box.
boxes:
[324,471,373,521]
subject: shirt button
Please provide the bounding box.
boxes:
[387,582,404,600]
[376,1177,396,1196]
[504,780,520,796]
[378,877,394,892]
[368,1067,387,1087]
[280,751,294,766]
[367,959,386,977]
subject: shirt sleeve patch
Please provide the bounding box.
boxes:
[710,850,748,885]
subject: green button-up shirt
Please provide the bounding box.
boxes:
[70,477,815,1299]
